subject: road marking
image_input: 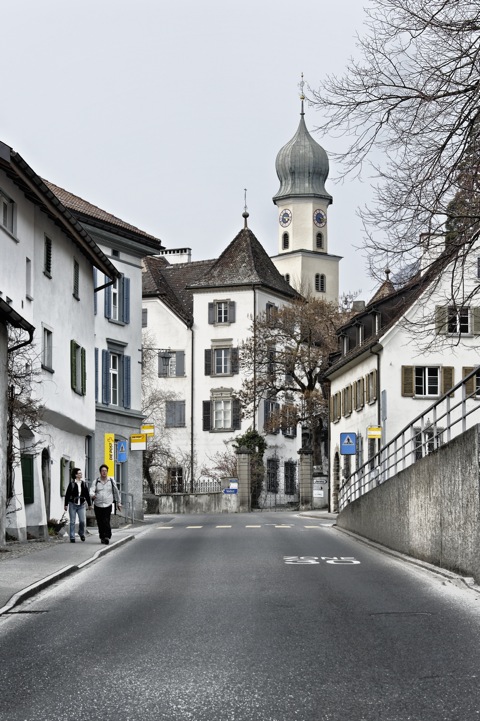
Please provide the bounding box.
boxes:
[284,556,320,564]
[186,526,203,529]
[275,524,292,528]
[245,525,261,528]
[216,525,232,528]
[304,525,322,528]
[156,526,173,529]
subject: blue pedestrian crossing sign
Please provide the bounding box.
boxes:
[340,433,357,455]
[116,440,128,463]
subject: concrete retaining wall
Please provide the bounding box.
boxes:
[144,492,239,515]
[337,424,480,583]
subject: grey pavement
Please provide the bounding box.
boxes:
[0,511,335,615]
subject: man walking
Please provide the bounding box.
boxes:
[91,464,122,545]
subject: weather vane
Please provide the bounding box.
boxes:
[243,188,249,228]
[299,72,305,114]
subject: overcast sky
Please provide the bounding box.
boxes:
[1,0,378,298]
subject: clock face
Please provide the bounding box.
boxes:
[279,209,292,227]
[313,209,327,228]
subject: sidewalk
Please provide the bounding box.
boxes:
[0,525,139,615]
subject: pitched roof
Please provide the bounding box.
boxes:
[44,180,163,252]
[188,226,301,299]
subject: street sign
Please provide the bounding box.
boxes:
[367,426,382,439]
[223,488,238,494]
[340,433,357,455]
[141,424,155,436]
[130,433,147,451]
[117,440,127,463]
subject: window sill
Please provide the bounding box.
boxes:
[41,365,54,374]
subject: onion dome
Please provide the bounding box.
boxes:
[273,108,332,204]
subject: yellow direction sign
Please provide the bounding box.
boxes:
[367,426,382,439]
[130,433,147,451]
[141,424,155,436]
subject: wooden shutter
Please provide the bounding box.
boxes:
[102,350,110,405]
[175,351,185,377]
[122,277,130,323]
[95,348,99,402]
[232,399,241,430]
[81,347,86,395]
[435,306,448,334]
[463,367,475,397]
[123,355,131,409]
[166,401,175,427]
[93,268,97,315]
[472,307,480,335]
[208,303,215,324]
[228,301,236,322]
[231,348,239,374]
[442,366,454,396]
[142,308,148,327]
[104,281,112,319]
[202,401,211,431]
[204,349,212,375]
[70,340,77,391]
[158,353,168,377]
[401,366,414,397]
[21,455,34,504]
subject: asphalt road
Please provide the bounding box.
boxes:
[1,512,479,721]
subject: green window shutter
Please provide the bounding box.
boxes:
[442,366,455,396]
[81,347,86,395]
[435,306,448,335]
[402,366,414,397]
[60,457,68,496]
[21,455,34,504]
[71,340,77,391]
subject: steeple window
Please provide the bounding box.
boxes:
[316,233,324,249]
[282,232,289,250]
[315,274,326,293]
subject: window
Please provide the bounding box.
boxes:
[42,327,53,371]
[73,259,80,299]
[202,394,241,432]
[266,458,279,493]
[285,273,290,283]
[264,399,280,434]
[21,455,34,504]
[0,189,14,234]
[365,370,378,403]
[436,305,480,335]
[316,232,323,249]
[342,385,352,416]
[331,391,341,422]
[315,273,326,293]
[447,306,469,334]
[104,275,130,324]
[282,405,297,437]
[284,461,296,495]
[168,466,184,493]
[101,349,131,408]
[266,302,278,325]
[165,400,186,428]
[44,236,52,277]
[282,232,289,249]
[354,378,364,411]
[413,426,443,460]
[158,350,185,377]
[70,340,86,395]
[402,366,453,398]
[208,300,236,324]
[204,347,238,376]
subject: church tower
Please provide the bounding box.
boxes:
[270,85,341,303]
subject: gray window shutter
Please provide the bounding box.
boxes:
[166,401,175,427]
[203,401,211,431]
[208,303,215,324]
[205,349,212,375]
[122,277,130,324]
[435,306,448,334]
[231,348,239,374]
[81,347,87,395]
[229,301,236,322]
[93,268,97,315]
[95,348,98,402]
[158,353,168,377]
[178,401,186,426]
[142,308,148,327]
[102,350,110,405]
[472,307,480,335]
[123,355,131,408]
[176,351,185,376]
[70,340,77,391]
[233,399,241,430]
[104,281,112,319]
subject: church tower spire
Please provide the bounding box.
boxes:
[270,78,340,303]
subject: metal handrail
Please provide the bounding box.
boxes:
[339,366,480,510]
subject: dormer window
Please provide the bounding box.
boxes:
[282,232,289,250]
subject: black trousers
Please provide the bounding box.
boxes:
[94,504,113,539]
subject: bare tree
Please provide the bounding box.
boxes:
[309,0,480,286]
[238,297,352,466]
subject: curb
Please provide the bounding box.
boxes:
[0,534,135,616]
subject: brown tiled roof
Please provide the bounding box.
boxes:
[189,226,301,299]
[44,180,163,251]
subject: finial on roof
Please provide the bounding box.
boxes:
[299,72,305,116]
[385,266,391,280]
[243,188,249,228]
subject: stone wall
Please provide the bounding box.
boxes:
[337,424,480,583]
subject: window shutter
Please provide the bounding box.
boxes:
[158,353,168,377]
[81,347,86,395]
[472,307,480,335]
[93,268,97,315]
[122,277,130,323]
[21,455,34,504]
[208,303,215,324]
[178,400,186,426]
[202,401,211,431]
[435,306,448,335]
[176,351,185,377]
[70,340,77,391]
[166,401,175,427]
[102,350,110,405]
[104,282,112,319]
[442,366,454,396]
[232,399,241,430]
[401,366,414,397]
[371,370,378,402]
[264,399,270,430]
[204,349,212,375]
[231,348,239,374]
[95,348,98,402]
[229,301,236,322]
[142,308,148,328]
[463,367,475,397]
[123,355,131,409]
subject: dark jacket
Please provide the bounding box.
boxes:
[64,480,92,507]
